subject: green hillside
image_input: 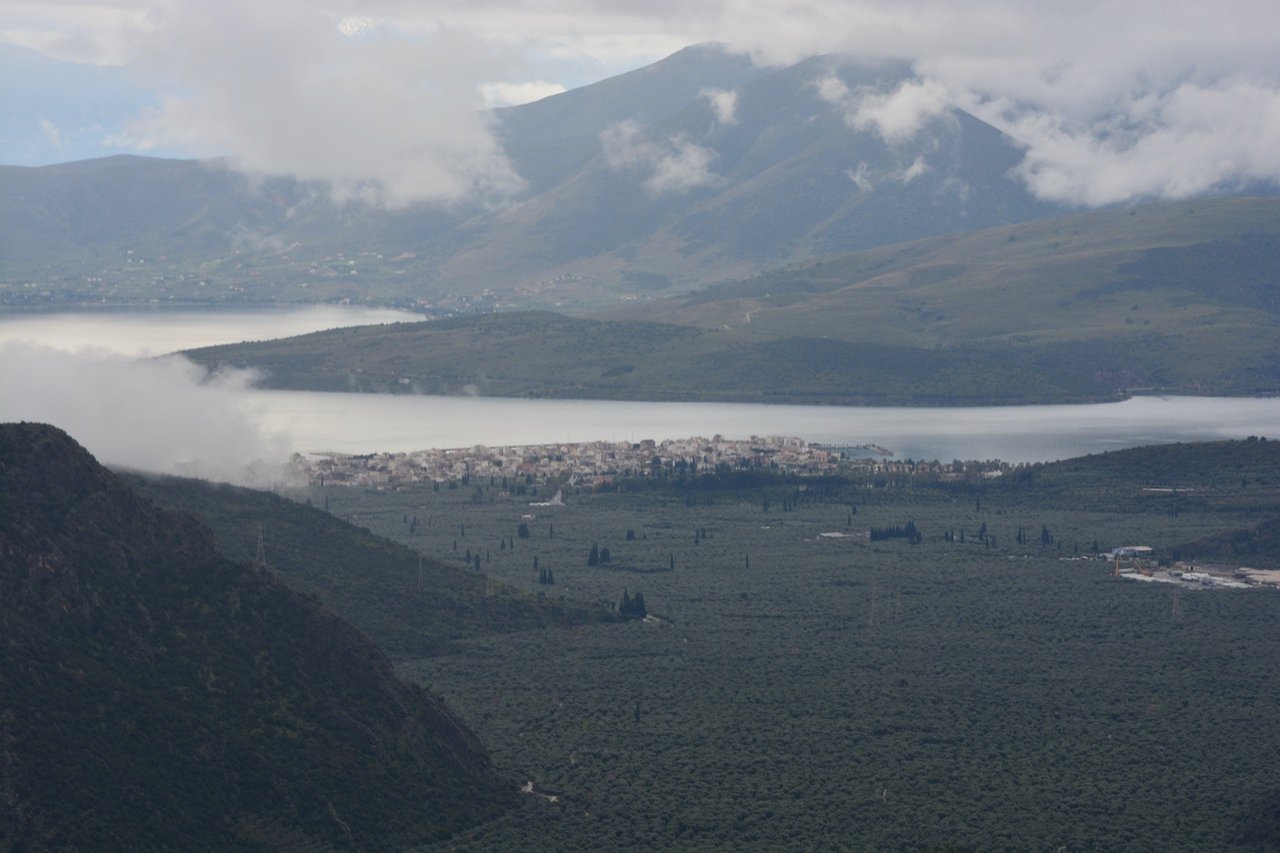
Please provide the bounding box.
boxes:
[125,471,615,659]
[628,197,1280,350]
[0,424,512,849]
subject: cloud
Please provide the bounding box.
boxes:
[985,78,1280,206]
[701,87,738,124]
[817,75,953,144]
[815,74,849,104]
[645,141,719,195]
[102,0,526,207]
[0,343,294,485]
[845,162,873,192]
[897,155,929,183]
[851,79,952,143]
[481,79,567,107]
[38,117,63,148]
[337,16,377,38]
[0,5,154,65]
[600,119,721,196]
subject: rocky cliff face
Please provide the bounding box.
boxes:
[0,422,511,850]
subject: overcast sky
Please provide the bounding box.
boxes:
[4,0,1280,206]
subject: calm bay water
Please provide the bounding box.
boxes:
[251,389,1279,462]
[1,307,1277,480]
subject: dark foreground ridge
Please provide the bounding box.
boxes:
[0,423,512,850]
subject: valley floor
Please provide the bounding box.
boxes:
[298,454,1280,851]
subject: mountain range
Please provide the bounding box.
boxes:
[1,44,1062,309]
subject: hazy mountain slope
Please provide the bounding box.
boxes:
[0,423,512,849]
[183,199,1280,404]
[1,155,282,268]
[12,45,1278,310]
[1,46,1068,308]
[125,471,614,659]
[437,54,1060,294]
[0,154,474,288]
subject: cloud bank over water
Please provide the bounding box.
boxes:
[0,344,292,486]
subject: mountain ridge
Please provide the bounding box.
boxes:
[0,422,513,849]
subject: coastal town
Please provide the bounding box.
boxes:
[291,434,873,488]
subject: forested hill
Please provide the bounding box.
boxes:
[1011,437,1280,566]
[0,423,512,849]
[184,309,1127,405]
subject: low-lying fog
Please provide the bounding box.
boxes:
[0,306,420,485]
